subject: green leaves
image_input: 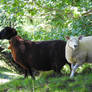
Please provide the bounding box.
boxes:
[0,0,92,39]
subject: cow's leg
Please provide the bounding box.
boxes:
[71,63,75,70]
[54,65,62,76]
[54,69,61,74]
[24,69,28,78]
[29,68,35,80]
[70,63,81,78]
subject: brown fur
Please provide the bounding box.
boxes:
[0,27,71,79]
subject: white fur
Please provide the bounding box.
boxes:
[65,36,92,78]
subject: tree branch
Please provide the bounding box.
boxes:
[82,9,92,16]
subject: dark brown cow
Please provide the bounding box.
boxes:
[0,27,70,79]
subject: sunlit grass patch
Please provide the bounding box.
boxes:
[0,72,92,92]
[0,60,22,85]
[0,58,92,92]
[0,67,21,85]
[0,79,10,85]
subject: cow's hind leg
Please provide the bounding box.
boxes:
[24,69,28,78]
[28,68,35,80]
[53,66,62,77]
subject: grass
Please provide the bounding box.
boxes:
[0,60,21,85]
[1,73,92,92]
[0,61,92,92]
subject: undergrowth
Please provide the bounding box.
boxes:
[0,69,92,92]
[0,61,92,92]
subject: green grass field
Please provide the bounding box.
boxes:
[0,61,92,92]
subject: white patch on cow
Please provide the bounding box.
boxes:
[68,37,79,50]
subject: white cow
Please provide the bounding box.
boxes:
[65,36,92,78]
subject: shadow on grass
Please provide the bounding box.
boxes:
[0,66,12,73]
[0,66,20,81]
[0,73,15,79]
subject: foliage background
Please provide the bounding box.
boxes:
[0,0,92,41]
[0,0,92,76]
[0,0,92,92]
[0,0,92,71]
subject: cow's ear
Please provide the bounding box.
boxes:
[78,35,83,40]
[65,36,70,40]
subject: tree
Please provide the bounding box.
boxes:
[0,0,92,72]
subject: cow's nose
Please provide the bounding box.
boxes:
[74,45,78,48]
